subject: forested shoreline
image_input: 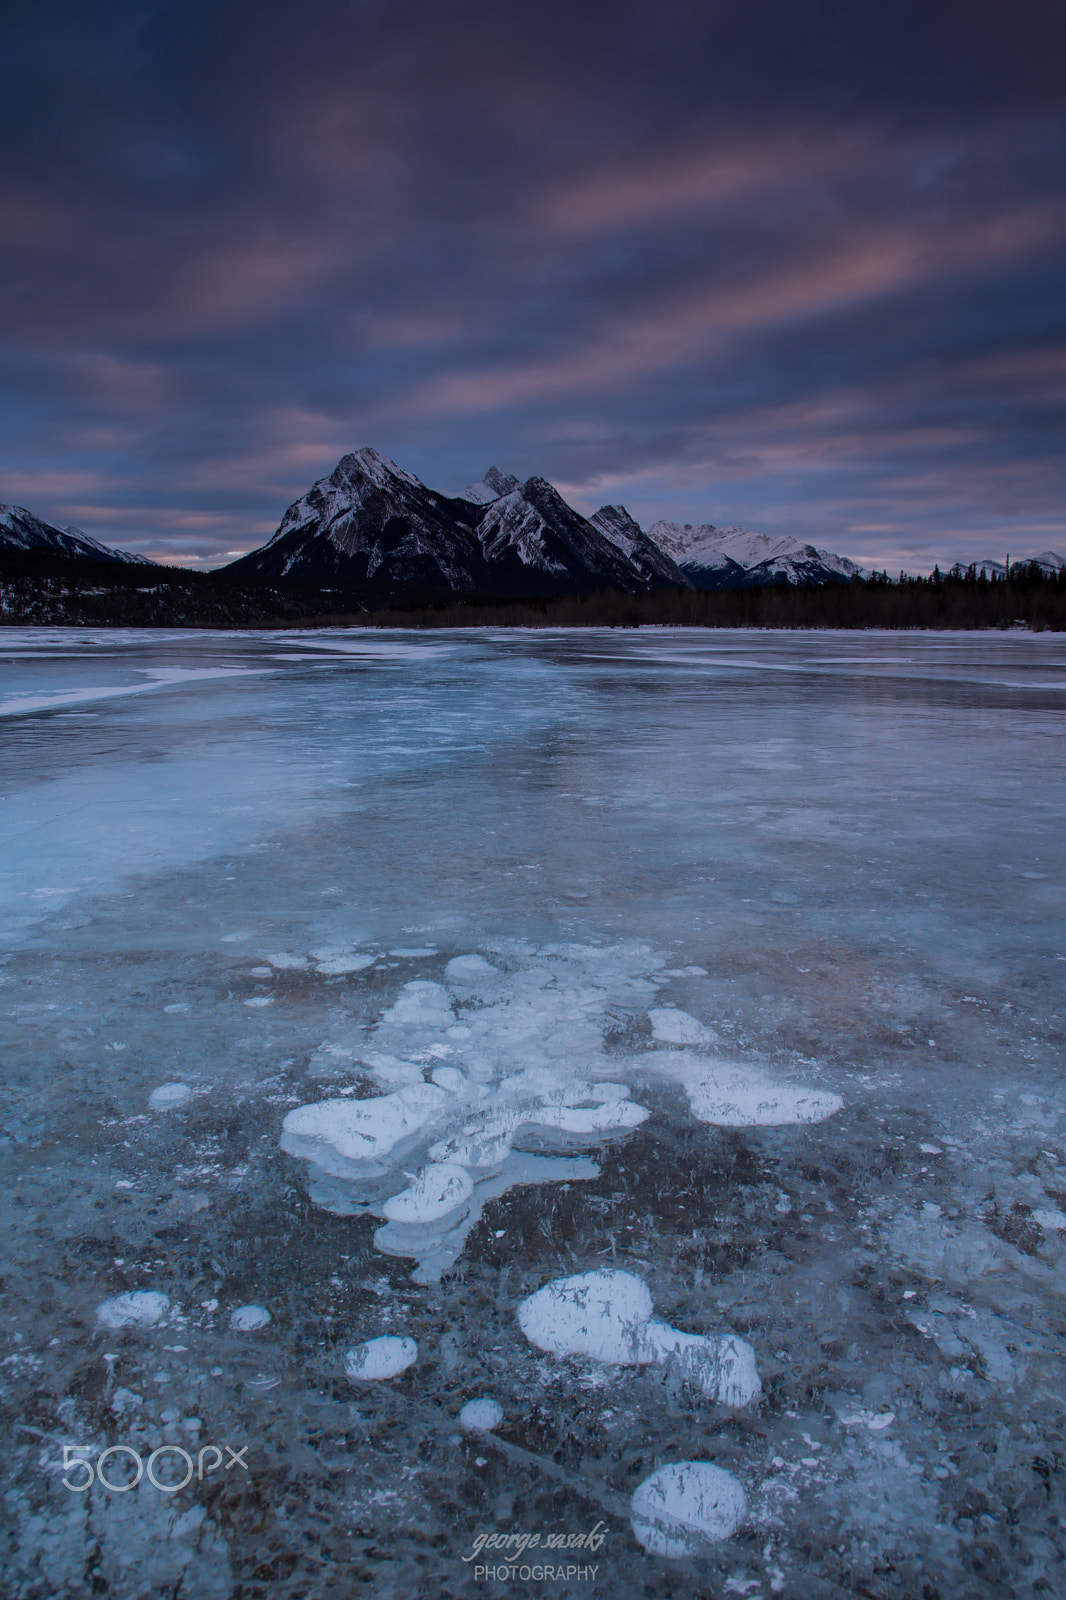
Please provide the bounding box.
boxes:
[1,548,1063,630]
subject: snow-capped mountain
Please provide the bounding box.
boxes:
[0,505,152,564]
[967,552,1065,579]
[227,449,664,598]
[589,505,691,588]
[646,520,865,589]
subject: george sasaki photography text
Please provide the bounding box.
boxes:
[463,1521,608,1563]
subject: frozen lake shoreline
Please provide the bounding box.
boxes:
[1,627,1064,1598]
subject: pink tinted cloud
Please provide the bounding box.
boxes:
[407,204,1064,416]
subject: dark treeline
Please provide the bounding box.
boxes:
[350,563,1066,632]
[1,548,1063,630]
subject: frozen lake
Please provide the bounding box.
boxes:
[2,625,1064,1598]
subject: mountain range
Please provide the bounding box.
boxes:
[4,452,1064,604]
[223,447,869,599]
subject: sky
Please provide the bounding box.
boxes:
[2,0,1065,572]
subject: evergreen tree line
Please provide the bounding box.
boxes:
[2,547,1063,630]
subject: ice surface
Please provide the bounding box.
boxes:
[344,1335,418,1379]
[630,1461,747,1556]
[4,626,1066,1598]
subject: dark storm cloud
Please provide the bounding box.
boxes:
[1,0,1064,567]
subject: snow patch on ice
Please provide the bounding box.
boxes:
[649,1007,718,1046]
[630,1461,747,1556]
[344,1335,418,1380]
[97,1291,171,1329]
[517,1269,760,1405]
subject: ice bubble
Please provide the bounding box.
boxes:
[630,1461,747,1557]
[653,1052,841,1127]
[344,1335,418,1380]
[518,1269,654,1364]
[445,954,498,983]
[97,1291,171,1329]
[266,952,308,969]
[382,980,454,1027]
[244,996,273,1007]
[517,1268,760,1404]
[389,947,438,958]
[315,953,376,975]
[229,1304,271,1331]
[247,966,273,977]
[381,1162,473,1224]
[459,1398,504,1431]
[281,1083,448,1169]
[1033,1208,1066,1231]
[148,1082,191,1110]
[649,1007,717,1046]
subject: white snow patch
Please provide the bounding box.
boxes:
[459,1398,504,1431]
[97,1291,171,1329]
[148,1083,191,1111]
[229,1305,271,1331]
[630,1461,747,1556]
[1033,1208,1066,1231]
[244,996,273,1007]
[266,952,308,970]
[517,1269,760,1405]
[344,1335,418,1380]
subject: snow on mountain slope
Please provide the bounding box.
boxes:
[646,520,865,588]
[463,467,519,505]
[475,477,650,592]
[589,505,692,588]
[0,505,153,564]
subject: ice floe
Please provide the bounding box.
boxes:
[630,1461,747,1556]
[458,1398,504,1431]
[229,1305,271,1331]
[148,1083,191,1111]
[97,1291,171,1329]
[517,1269,760,1406]
[344,1335,418,1380]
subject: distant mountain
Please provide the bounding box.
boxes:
[966,552,1065,579]
[225,449,664,599]
[646,520,865,589]
[0,505,153,564]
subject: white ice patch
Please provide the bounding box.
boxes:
[630,1461,747,1556]
[649,1007,718,1047]
[315,953,376,975]
[244,996,273,1007]
[517,1269,760,1406]
[97,1291,171,1329]
[148,1083,191,1111]
[650,1050,842,1127]
[1033,1208,1066,1231]
[229,1305,271,1331]
[344,1335,418,1380]
[266,953,308,970]
[459,1398,504,1431]
[381,1162,473,1223]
